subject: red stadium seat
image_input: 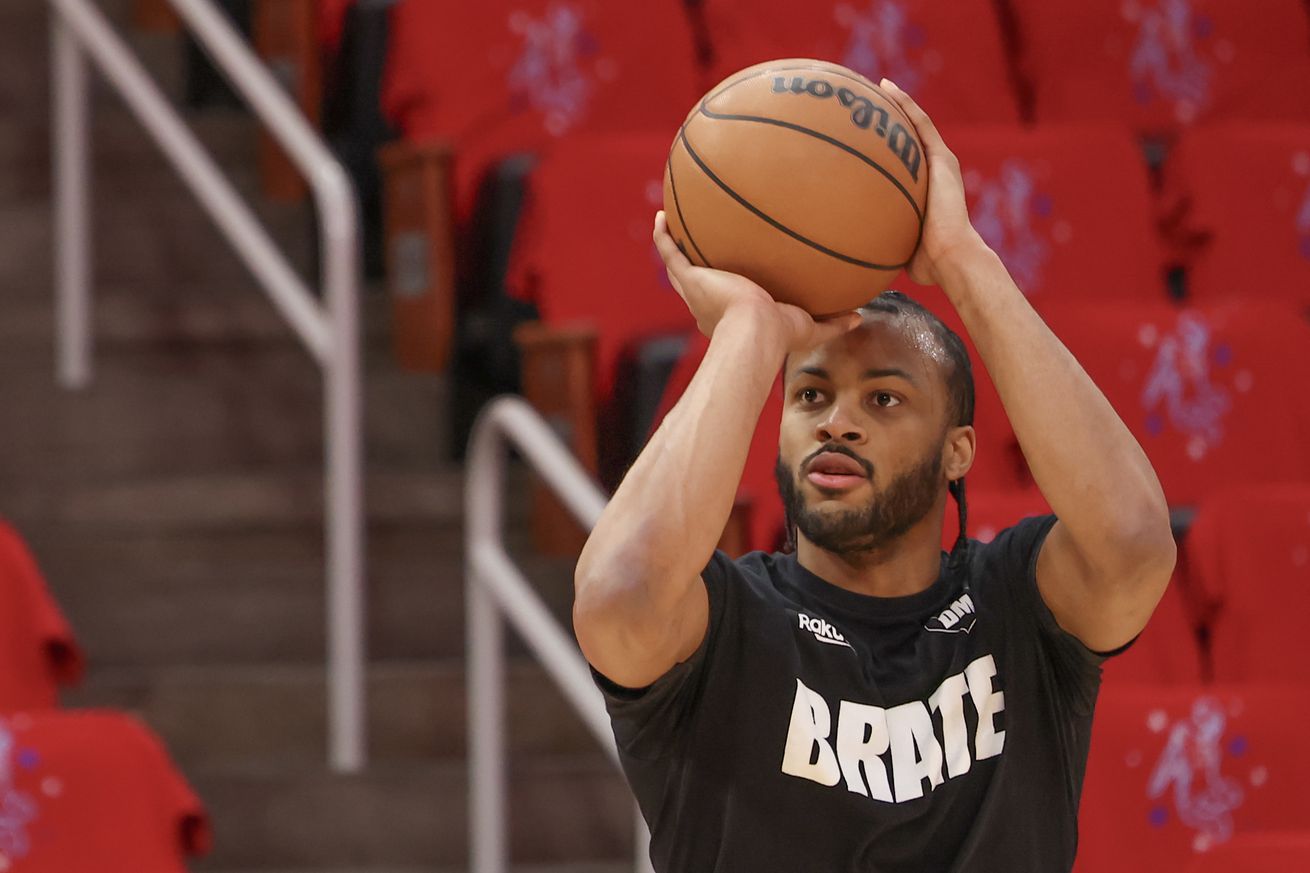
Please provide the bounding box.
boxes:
[318,0,353,54]
[1077,684,1310,873]
[1039,301,1310,507]
[698,0,1021,125]
[1166,124,1310,304]
[383,0,700,218]
[0,709,209,870]
[1184,832,1310,873]
[1184,483,1310,683]
[1101,574,1205,686]
[1011,0,1310,137]
[905,125,1163,302]
[0,523,82,711]
[509,132,695,404]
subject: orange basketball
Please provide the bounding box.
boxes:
[663,59,928,316]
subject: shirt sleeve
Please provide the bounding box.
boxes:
[979,514,1108,717]
[586,550,736,762]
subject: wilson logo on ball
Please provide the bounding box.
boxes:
[771,75,922,182]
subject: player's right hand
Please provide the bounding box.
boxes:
[653,211,861,352]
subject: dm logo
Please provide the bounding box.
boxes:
[924,593,977,634]
[1124,0,1217,125]
[506,4,605,136]
[834,1,936,92]
[1144,697,1264,852]
[1138,312,1247,461]
[967,161,1057,294]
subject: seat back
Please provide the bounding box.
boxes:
[0,523,82,711]
[383,0,700,215]
[508,132,695,403]
[1185,483,1310,682]
[937,125,1163,302]
[0,709,209,869]
[1040,301,1310,506]
[699,0,1020,124]
[1168,124,1310,304]
[1012,0,1310,137]
[1078,684,1310,873]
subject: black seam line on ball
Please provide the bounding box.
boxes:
[668,144,712,268]
[677,129,910,272]
[697,106,923,224]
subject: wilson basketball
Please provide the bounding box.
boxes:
[663,59,928,316]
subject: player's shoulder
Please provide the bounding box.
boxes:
[962,514,1059,597]
[968,514,1059,563]
[705,548,799,599]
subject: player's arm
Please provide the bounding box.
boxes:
[882,81,1176,653]
[573,214,860,689]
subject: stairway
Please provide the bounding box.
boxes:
[0,1,631,869]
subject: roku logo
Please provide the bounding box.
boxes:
[771,75,922,182]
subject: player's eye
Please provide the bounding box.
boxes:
[870,391,901,408]
[797,387,823,405]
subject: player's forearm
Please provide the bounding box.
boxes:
[936,235,1173,566]
[576,303,785,614]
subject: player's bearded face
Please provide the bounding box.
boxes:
[774,444,943,554]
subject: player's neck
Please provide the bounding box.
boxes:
[795,512,945,600]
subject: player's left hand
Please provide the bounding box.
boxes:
[880,79,986,288]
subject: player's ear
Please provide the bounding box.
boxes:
[943,425,975,482]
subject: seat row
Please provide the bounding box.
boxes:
[1077,683,1310,873]
[0,522,206,871]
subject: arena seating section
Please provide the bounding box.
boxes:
[53,0,1308,868]
[0,523,208,869]
[363,4,1310,866]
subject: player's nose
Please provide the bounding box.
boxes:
[815,402,866,445]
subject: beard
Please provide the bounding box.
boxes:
[775,446,944,555]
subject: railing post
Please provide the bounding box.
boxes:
[468,407,509,873]
[52,14,92,390]
[322,170,365,774]
[468,573,508,873]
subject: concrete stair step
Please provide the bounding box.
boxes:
[188,757,633,870]
[0,342,447,488]
[0,160,314,298]
[5,467,464,532]
[13,484,570,665]
[65,658,601,769]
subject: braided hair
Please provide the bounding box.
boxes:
[781,290,975,570]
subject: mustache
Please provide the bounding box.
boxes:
[800,443,874,479]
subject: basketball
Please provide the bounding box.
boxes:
[663,59,928,316]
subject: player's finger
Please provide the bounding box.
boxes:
[653,211,692,300]
[811,310,864,344]
[880,79,946,156]
[653,211,692,277]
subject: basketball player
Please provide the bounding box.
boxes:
[573,80,1176,871]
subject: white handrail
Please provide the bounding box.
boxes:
[466,396,653,873]
[48,0,366,771]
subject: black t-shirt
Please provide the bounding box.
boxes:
[588,515,1113,873]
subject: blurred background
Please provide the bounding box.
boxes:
[2,0,1309,871]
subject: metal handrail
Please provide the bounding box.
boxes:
[48,0,365,771]
[466,396,653,873]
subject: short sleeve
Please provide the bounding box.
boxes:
[977,514,1105,715]
[586,550,736,762]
